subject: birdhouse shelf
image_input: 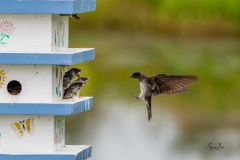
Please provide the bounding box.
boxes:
[0,48,94,65]
[0,0,96,14]
[0,98,93,115]
[1,145,92,160]
[0,0,95,160]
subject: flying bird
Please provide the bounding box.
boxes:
[130,72,198,121]
[63,77,89,99]
[63,68,81,89]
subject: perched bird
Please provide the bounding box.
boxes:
[63,68,81,89]
[69,76,89,86]
[71,14,80,20]
[60,14,80,20]
[130,72,198,121]
[63,77,88,99]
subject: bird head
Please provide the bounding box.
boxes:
[81,77,89,84]
[130,72,143,79]
[75,77,89,84]
[71,68,82,77]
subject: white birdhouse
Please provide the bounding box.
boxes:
[0,1,95,159]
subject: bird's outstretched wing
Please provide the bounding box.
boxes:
[150,74,198,96]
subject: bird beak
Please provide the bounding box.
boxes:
[130,75,133,78]
[84,78,89,84]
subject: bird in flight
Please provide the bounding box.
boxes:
[130,72,198,121]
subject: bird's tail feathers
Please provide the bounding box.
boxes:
[147,106,152,121]
[146,98,152,121]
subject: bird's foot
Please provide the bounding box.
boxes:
[130,93,140,100]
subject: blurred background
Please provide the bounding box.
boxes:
[66,0,240,159]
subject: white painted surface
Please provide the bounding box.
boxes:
[0,14,69,53]
[51,15,69,52]
[54,116,65,151]
[0,65,52,103]
[0,14,52,52]
[0,115,65,153]
[0,115,57,152]
[52,65,65,101]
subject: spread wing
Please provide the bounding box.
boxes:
[150,74,198,96]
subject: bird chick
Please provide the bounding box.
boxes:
[63,77,89,99]
[62,68,81,89]
[7,86,22,95]
[130,71,198,121]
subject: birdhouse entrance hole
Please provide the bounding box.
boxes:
[7,80,22,95]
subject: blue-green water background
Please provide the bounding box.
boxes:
[65,1,240,159]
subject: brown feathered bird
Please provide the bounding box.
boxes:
[63,77,88,99]
[62,68,81,89]
[130,72,198,121]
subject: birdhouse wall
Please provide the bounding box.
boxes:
[0,14,68,52]
[0,65,67,103]
[52,65,66,101]
[0,115,65,153]
[54,115,65,151]
[0,65,52,103]
[51,15,69,52]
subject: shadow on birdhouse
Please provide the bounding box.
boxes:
[7,80,22,95]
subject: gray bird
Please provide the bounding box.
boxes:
[60,14,80,20]
[63,68,81,89]
[130,72,198,121]
[63,77,88,99]
[71,14,80,20]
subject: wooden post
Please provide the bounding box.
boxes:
[0,0,96,159]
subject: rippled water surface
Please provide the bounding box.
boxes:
[66,31,240,160]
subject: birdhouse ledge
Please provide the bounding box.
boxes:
[0,0,96,14]
[0,97,93,115]
[0,48,95,65]
[1,145,92,160]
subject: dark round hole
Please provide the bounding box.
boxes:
[7,80,22,95]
